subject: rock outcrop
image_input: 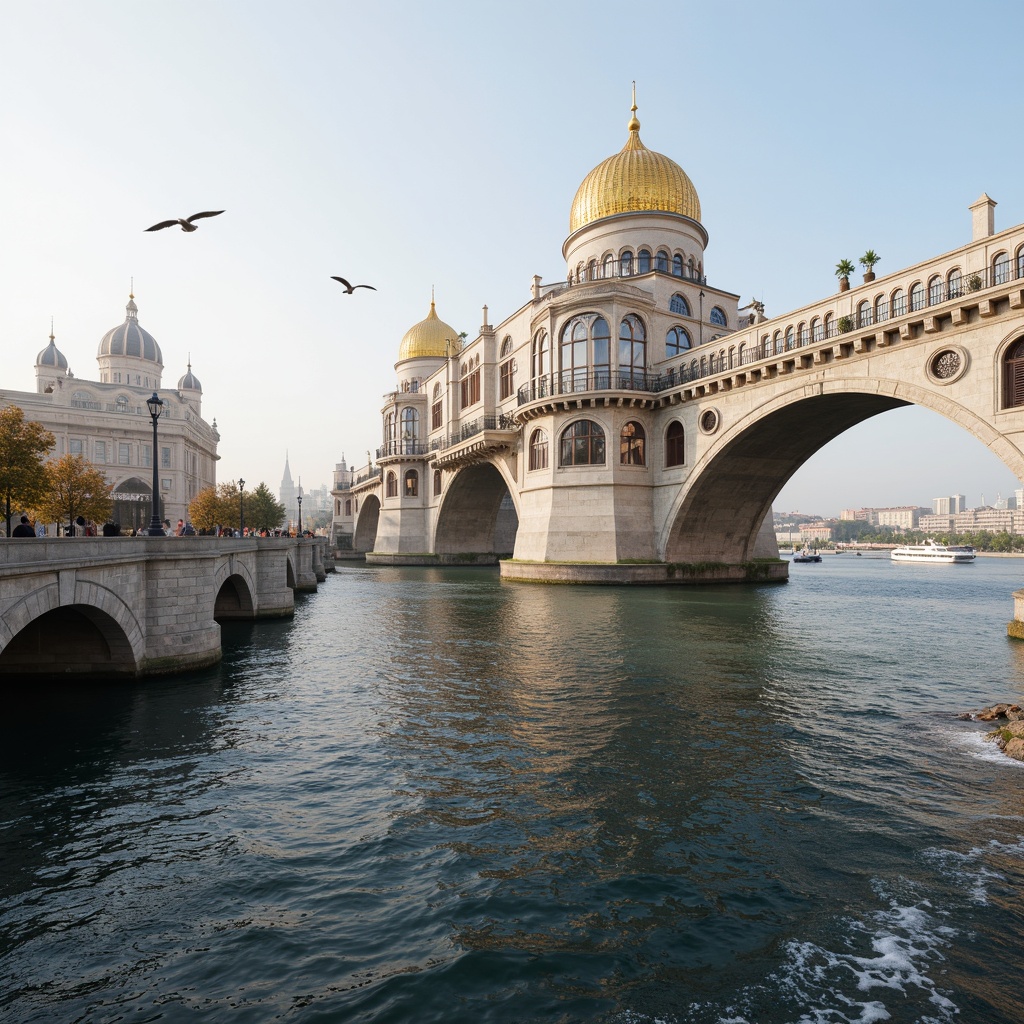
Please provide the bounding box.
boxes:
[960,704,1024,761]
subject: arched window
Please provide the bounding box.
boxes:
[603,253,614,277]
[1004,337,1024,408]
[532,330,549,395]
[690,358,698,377]
[875,294,889,322]
[345,499,352,516]
[431,383,442,430]
[620,251,633,276]
[824,312,834,337]
[772,330,782,355]
[384,410,397,452]
[1017,248,1024,280]
[785,327,795,350]
[619,314,647,386]
[687,257,696,278]
[655,250,669,272]
[433,469,442,495]
[947,269,962,299]
[666,326,691,356]
[404,470,418,497]
[700,355,708,376]
[670,293,690,316]
[994,252,1011,285]
[665,421,685,467]
[620,421,646,465]
[928,275,943,305]
[738,342,747,364]
[587,259,597,281]
[910,282,925,311]
[798,323,809,346]
[672,253,683,277]
[560,313,609,391]
[637,249,651,274]
[857,300,872,327]
[529,428,549,470]
[116,395,130,413]
[386,471,397,498]
[891,288,906,317]
[811,317,823,342]
[401,407,419,451]
[560,420,605,466]
[728,345,736,368]
[710,306,727,328]
[500,335,515,400]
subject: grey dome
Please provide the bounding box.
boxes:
[36,332,69,370]
[98,295,163,364]
[178,362,202,391]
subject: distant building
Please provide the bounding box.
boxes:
[876,506,931,530]
[0,293,219,532]
[799,522,833,542]
[840,508,869,521]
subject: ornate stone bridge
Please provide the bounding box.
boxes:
[341,197,1024,584]
[0,536,332,679]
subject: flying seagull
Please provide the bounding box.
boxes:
[145,210,225,232]
[331,276,376,293]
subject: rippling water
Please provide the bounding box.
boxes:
[3,555,1024,1023]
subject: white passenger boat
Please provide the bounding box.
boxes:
[890,539,976,564]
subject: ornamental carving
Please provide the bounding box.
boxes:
[931,350,961,379]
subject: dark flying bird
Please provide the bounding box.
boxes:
[145,210,225,232]
[331,276,376,293]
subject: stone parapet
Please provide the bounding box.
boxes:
[499,559,789,585]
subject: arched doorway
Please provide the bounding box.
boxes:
[111,477,153,534]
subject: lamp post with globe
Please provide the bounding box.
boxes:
[238,479,245,536]
[144,393,166,535]
[297,487,303,536]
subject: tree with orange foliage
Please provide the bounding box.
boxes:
[0,405,55,536]
[33,454,112,536]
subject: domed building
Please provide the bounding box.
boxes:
[334,94,775,577]
[4,292,219,534]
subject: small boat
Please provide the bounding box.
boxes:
[792,546,822,563]
[890,539,976,564]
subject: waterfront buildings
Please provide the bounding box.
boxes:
[1,293,219,531]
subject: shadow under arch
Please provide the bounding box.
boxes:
[435,461,519,559]
[0,604,138,679]
[213,573,256,621]
[663,377,1024,563]
[354,494,380,553]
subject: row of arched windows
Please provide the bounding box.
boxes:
[571,248,705,285]
[384,468,446,499]
[528,420,687,469]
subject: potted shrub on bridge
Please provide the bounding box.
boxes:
[860,250,880,283]
[835,259,856,292]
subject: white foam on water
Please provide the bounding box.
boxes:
[924,836,1024,905]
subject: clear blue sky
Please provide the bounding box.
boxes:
[3,0,1023,516]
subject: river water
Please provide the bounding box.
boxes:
[3,555,1024,1023]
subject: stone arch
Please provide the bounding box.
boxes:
[285,555,297,590]
[433,460,519,561]
[213,572,256,621]
[354,493,381,553]
[660,377,1024,564]
[0,580,142,677]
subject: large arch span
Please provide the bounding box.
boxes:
[664,377,1024,564]
[434,462,519,560]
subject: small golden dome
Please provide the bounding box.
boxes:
[398,299,459,361]
[569,98,701,234]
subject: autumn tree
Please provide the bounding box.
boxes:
[0,405,55,536]
[188,485,221,532]
[247,482,285,531]
[33,454,113,534]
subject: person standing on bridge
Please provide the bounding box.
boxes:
[12,516,36,537]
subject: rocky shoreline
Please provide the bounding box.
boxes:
[958,704,1024,761]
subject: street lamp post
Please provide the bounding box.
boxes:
[238,479,245,536]
[297,489,303,536]
[144,393,166,535]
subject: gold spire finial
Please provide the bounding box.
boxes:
[50,316,54,342]
[628,81,640,132]
[130,276,134,300]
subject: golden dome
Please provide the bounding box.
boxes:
[569,98,701,234]
[398,299,459,360]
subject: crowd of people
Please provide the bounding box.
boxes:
[6,515,318,539]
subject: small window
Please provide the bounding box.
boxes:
[672,253,683,277]
[69,438,83,456]
[669,293,690,316]
[500,359,515,400]
[665,421,685,467]
[94,441,106,462]
[620,421,646,465]
[655,250,669,272]
[892,289,906,317]
[529,428,549,471]
[116,395,129,413]
[666,326,691,356]
[345,499,352,516]
[994,252,1011,285]
[709,306,727,328]
[928,275,943,305]
[559,420,605,466]
[910,282,925,311]
[386,471,397,498]
[620,251,633,276]
[857,301,872,327]
[637,249,651,274]
[119,442,131,465]
[875,295,889,322]
[947,269,962,299]
[1004,337,1024,408]
[404,470,418,497]
[433,470,442,496]
[161,446,171,468]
